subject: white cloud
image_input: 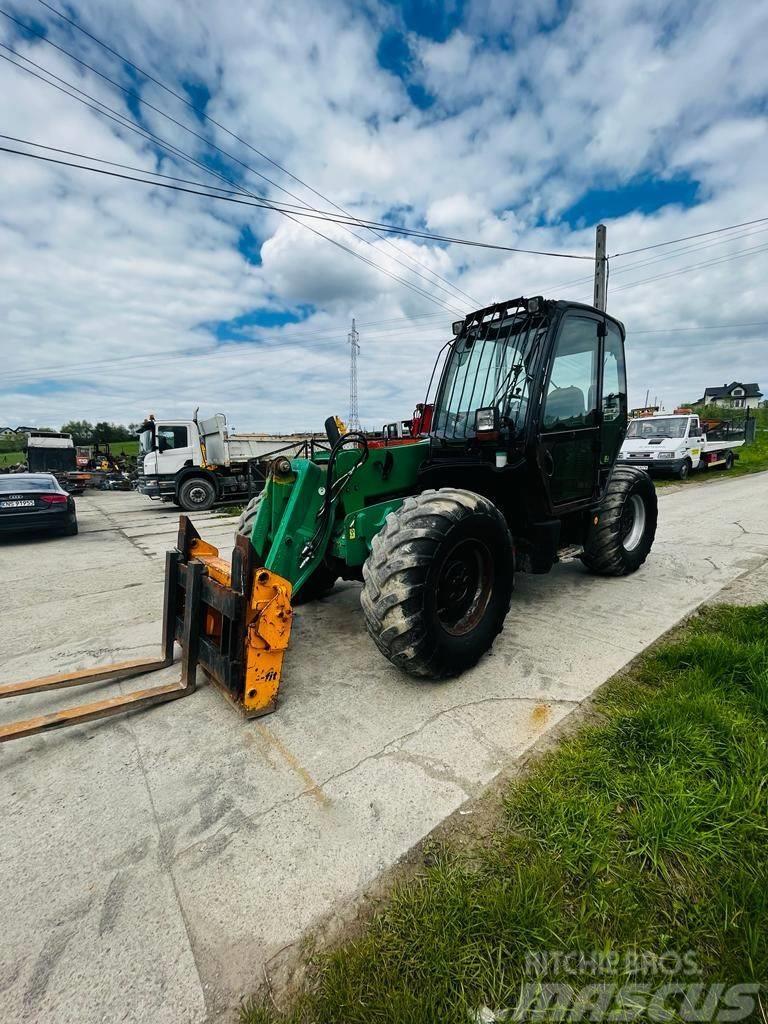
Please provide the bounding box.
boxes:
[0,0,767,433]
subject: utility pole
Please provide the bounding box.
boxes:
[348,318,361,431]
[593,223,607,312]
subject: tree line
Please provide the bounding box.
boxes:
[0,421,140,452]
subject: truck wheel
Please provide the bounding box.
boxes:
[235,494,262,539]
[178,477,216,512]
[581,467,657,576]
[723,451,734,471]
[678,458,691,480]
[360,488,514,678]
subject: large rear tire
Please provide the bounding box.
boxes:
[360,488,514,678]
[581,466,657,576]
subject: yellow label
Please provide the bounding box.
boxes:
[691,449,700,455]
[349,524,356,539]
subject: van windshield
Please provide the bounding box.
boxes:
[626,417,688,439]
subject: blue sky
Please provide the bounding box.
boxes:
[1,0,767,429]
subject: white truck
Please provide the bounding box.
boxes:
[618,411,744,480]
[136,412,320,511]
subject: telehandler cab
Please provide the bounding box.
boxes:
[1,297,657,741]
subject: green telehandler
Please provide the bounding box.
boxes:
[1,297,657,741]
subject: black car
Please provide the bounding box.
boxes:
[0,473,78,536]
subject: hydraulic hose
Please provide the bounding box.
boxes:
[299,431,369,568]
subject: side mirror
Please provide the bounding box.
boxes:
[452,319,464,336]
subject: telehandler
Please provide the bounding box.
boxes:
[0,297,657,741]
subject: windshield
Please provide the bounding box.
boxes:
[626,417,688,439]
[138,428,154,455]
[433,309,547,439]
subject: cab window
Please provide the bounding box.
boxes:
[542,316,598,432]
[157,425,188,452]
[688,418,700,436]
[600,322,627,465]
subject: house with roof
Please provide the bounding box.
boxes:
[694,381,763,410]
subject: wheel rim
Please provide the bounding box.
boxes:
[621,494,646,552]
[681,462,689,479]
[435,538,494,636]
[188,485,209,506]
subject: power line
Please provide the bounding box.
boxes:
[0,139,590,258]
[545,222,768,296]
[611,216,768,258]
[607,240,768,295]
[5,6,477,308]
[4,318,767,389]
[0,133,301,199]
[34,0,482,306]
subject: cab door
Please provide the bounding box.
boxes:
[687,416,704,467]
[597,320,628,493]
[155,423,193,475]
[537,313,601,509]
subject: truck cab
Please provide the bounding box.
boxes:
[138,419,200,501]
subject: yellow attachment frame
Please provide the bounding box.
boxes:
[0,517,293,742]
[187,533,293,717]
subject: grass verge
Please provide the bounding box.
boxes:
[242,603,768,1024]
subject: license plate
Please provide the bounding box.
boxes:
[0,499,35,508]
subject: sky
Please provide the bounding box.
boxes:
[1,0,767,432]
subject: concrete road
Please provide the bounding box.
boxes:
[2,478,768,1023]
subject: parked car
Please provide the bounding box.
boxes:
[0,473,78,536]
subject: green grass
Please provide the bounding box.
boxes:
[108,439,139,457]
[242,604,768,1024]
[0,441,138,468]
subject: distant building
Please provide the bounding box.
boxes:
[694,381,763,410]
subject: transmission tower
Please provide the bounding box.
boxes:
[348,317,361,430]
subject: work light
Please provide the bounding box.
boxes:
[475,407,498,432]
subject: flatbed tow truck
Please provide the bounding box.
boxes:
[618,409,745,480]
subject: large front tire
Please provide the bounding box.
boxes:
[235,493,262,539]
[581,466,657,576]
[360,488,514,678]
